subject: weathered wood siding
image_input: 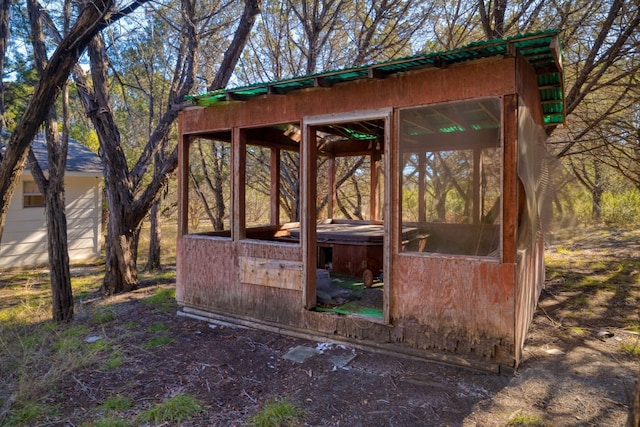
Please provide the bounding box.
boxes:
[177,236,303,324]
[390,255,516,364]
[177,56,531,370]
[0,175,102,269]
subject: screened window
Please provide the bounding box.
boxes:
[23,181,45,208]
[399,98,502,257]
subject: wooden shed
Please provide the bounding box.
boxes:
[0,134,103,269]
[176,31,564,373]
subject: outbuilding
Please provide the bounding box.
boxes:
[176,31,564,372]
[0,134,103,269]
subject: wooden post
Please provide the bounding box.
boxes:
[177,129,189,237]
[302,124,318,309]
[232,127,246,241]
[270,148,280,225]
[383,112,393,324]
[502,94,518,263]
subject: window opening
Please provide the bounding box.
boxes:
[23,181,45,208]
[242,124,301,242]
[400,98,502,257]
[187,134,232,237]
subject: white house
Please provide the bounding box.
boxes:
[0,134,103,269]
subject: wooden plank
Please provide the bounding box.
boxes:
[502,94,518,263]
[177,123,189,236]
[270,148,280,225]
[301,124,318,309]
[233,127,246,240]
[239,256,303,290]
[383,112,393,325]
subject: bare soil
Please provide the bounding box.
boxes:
[13,227,640,426]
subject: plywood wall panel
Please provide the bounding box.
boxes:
[390,254,516,363]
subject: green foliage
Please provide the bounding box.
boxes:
[101,351,124,370]
[1,400,54,427]
[249,398,304,427]
[621,342,640,358]
[100,395,133,412]
[506,412,550,426]
[91,309,116,325]
[142,335,173,349]
[136,395,202,424]
[601,189,640,227]
[143,287,176,312]
[82,418,130,427]
[147,322,171,333]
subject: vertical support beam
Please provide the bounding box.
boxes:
[232,127,246,241]
[473,148,482,223]
[384,113,393,324]
[418,152,426,223]
[302,124,318,309]
[327,156,335,218]
[503,94,518,263]
[270,148,280,225]
[177,128,189,237]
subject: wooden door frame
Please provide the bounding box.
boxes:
[301,108,393,323]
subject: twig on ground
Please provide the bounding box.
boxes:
[538,304,562,328]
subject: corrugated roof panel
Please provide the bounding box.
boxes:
[188,30,565,126]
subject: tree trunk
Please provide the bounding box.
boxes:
[0,0,114,241]
[629,377,640,427]
[146,199,162,271]
[102,206,140,294]
[208,0,262,91]
[46,182,73,321]
[0,0,10,134]
[591,161,603,221]
[26,0,74,322]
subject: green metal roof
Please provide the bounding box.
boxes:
[188,30,564,127]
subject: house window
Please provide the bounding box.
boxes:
[399,98,502,257]
[23,181,45,208]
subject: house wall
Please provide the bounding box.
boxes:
[0,174,102,269]
[178,56,526,370]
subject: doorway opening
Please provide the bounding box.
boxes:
[304,112,389,321]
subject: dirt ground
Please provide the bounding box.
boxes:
[34,228,640,425]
